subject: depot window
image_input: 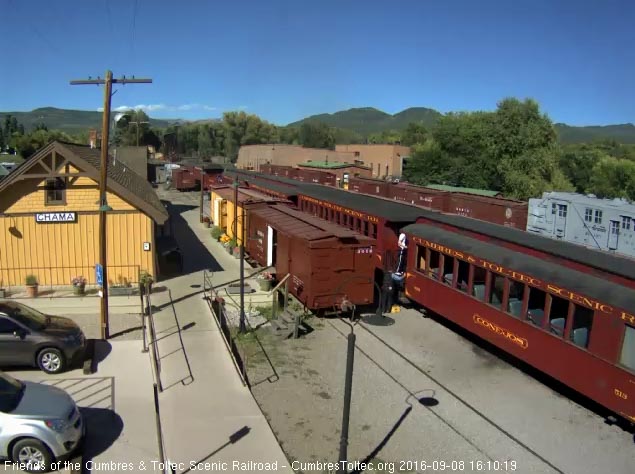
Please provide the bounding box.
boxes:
[584,208,593,222]
[619,325,635,372]
[45,178,66,205]
[622,216,631,231]
[594,209,603,224]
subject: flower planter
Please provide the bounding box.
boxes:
[73,285,86,296]
[26,285,38,298]
[109,286,135,296]
[258,280,272,292]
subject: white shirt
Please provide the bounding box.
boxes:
[398,233,407,249]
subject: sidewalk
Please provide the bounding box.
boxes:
[149,203,293,473]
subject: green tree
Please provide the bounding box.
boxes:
[588,157,635,200]
[401,122,428,146]
[198,124,214,159]
[298,122,335,149]
[223,111,279,161]
[13,129,77,159]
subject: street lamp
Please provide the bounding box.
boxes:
[332,276,384,474]
[233,181,247,334]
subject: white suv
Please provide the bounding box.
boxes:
[0,372,84,473]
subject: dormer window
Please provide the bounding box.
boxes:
[45,178,66,205]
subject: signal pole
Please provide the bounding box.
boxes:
[70,71,152,340]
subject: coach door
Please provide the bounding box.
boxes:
[608,220,620,250]
[554,203,568,238]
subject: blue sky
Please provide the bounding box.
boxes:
[0,0,633,126]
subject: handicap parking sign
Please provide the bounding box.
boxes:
[95,264,103,286]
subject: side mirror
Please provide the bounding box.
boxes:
[13,329,26,339]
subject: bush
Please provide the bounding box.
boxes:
[211,226,223,240]
[25,274,38,286]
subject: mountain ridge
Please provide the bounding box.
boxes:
[2,106,634,144]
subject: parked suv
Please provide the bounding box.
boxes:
[0,302,86,374]
[0,371,84,472]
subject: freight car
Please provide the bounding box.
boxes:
[246,204,375,310]
[171,166,200,191]
[226,169,635,423]
[401,221,635,424]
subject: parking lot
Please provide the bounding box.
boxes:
[1,299,158,474]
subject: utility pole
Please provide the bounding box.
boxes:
[70,71,152,340]
[130,119,150,146]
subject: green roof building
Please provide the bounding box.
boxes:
[424,184,502,197]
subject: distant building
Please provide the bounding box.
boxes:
[335,144,410,179]
[298,161,372,187]
[527,191,635,258]
[237,143,411,179]
[0,164,9,181]
[114,146,149,180]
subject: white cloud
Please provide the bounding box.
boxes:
[108,103,216,114]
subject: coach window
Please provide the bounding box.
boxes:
[527,287,547,327]
[471,267,487,301]
[488,273,504,308]
[415,245,427,272]
[456,259,469,293]
[570,305,593,349]
[361,220,367,236]
[442,254,455,286]
[427,250,440,278]
[548,295,570,337]
[507,280,525,318]
[619,325,635,371]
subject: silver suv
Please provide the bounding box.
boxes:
[0,371,84,473]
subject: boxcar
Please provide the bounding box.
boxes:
[172,166,199,191]
[348,176,391,197]
[402,222,635,423]
[447,193,528,229]
[246,204,375,310]
[296,168,337,186]
[390,183,448,211]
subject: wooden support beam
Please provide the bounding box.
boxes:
[16,172,92,181]
[39,157,52,174]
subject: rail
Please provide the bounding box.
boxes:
[203,270,248,386]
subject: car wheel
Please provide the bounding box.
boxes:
[37,348,65,374]
[11,438,54,473]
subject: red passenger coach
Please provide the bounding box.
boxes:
[246,204,375,310]
[402,222,635,423]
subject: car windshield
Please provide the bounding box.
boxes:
[0,302,47,331]
[0,371,24,413]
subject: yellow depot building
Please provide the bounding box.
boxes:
[209,185,288,244]
[0,141,169,291]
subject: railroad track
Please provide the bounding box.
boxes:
[326,317,565,474]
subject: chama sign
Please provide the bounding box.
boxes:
[35,212,77,223]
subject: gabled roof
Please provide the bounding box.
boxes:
[0,141,168,224]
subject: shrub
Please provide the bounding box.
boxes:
[211,226,223,240]
[71,276,87,286]
[25,274,38,286]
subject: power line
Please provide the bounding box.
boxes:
[131,0,139,65]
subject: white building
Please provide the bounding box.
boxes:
[527,191,635,258]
